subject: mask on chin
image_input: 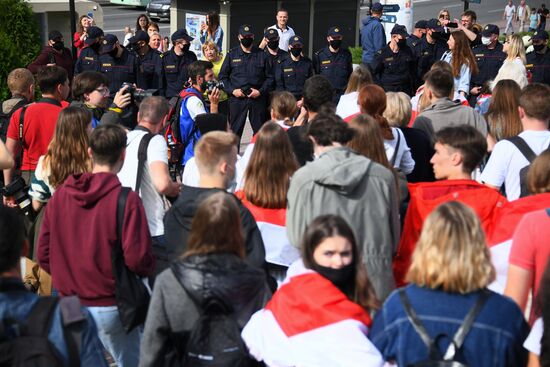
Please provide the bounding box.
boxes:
[312,262,355,295]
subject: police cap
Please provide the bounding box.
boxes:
[481,24,500,37]
[239,25,254,37]
[426,19,444,32]
[532,30,549,41]
[85,26,104,44]
[415,20,428,29]
[391,24,409,38]
[327,26,343,37]
[99,34,118,55]
[289,35,304,47]
[128,30,150,44]
[171,28,193,42]
[264,28,279,40]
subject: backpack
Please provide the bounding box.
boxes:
[0,98,27,142]
[505,136,550,198]
[399,288,490,367]
[0,296,82,367]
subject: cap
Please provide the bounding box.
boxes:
[289,35,304,47]
[48,30,63,41]
[264,28,279,41]
[85,26,104,44]
[128,30,150,44]
[481,24,500,37]
[99,34,119,55]
[327,26,343,37]
[371,2,383,13]
[239,24,254,37]
[414,20,428,29]
[426,18,444,32]
[171,28,193,42]
[532,30,549,41]
[391,24,409,38]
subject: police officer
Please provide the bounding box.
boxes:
[371,24,416,96]
[412,19,449,87]
[161,29,197,99]
[98,34,141,95]
[470,24,506,104]
[262,28,288,67]
[219,24,274,140]
[313,26,353,103]
[407,20,427,49]
[127,30,163,92]
[527,30,550,86]
[275,36,313,100]
[74,26,103,75]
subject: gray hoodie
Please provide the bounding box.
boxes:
[287,147,400,301]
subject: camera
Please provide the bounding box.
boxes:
[447,22,458,28]
[121,82,159,102]
[2,176,33,217]
[205,80,225,93]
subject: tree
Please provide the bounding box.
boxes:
[0,0,41,100]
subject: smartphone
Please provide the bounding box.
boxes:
[447,22,458,28]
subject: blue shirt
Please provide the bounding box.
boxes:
[442,51,472,95]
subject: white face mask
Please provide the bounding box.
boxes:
[481,36,491,46]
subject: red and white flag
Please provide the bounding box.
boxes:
[242,262,384,367]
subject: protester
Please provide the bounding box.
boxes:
[135,14,150,32]
[286,112,399,301]
[441,30,478,97]
[199,11,224,52]
[492,34,528,89]
[201,41,229,115]
[140,192,271,366]
[484,79,522,143]
[1,68,34,145]
[371,201,529,366]
[27,30,74,83]
[73,15,92,56]
[149,31,162,52]
[0,140,14,170]
[242,214,385,367]
[336,64,373,121]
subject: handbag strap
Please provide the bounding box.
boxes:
[390,129,401,166]
[398,288,434,352]
[117,187,131,250]
[135,133,154,193]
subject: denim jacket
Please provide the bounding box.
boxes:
[441,51,472,95]
[370,285,529,367]
[0,278,107,367]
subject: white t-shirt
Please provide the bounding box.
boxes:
[505,4,516,17]
[336,92,360,120]
[384,127,415,174]
[524,317,543,355]
[184,95,207,120]
[268,24,295,51]
[182,155,243,193]
[118,130,168,236]
[480,130,550,200]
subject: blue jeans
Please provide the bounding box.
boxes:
[87,306,141,367]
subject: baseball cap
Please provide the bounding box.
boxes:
[85,26,104,44]
[426,19,444,32]
[264,28,279,41]
[128,30,150,44]
[327,26,343,37]
[289,35,304,47]
[481,24,500,37]
[415,20,428,29]
[532,30,549,41]
[99,34,119,55]
[48,30,63,41]
[371,2,383,13]
[391,24,409,38]
[171,28,193,42]
[239,24,254,37]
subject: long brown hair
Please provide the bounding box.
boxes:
[185,192,245,259]
[43,107,92,189]
[485,80,522,141]
[358,84,394,140]
[206,11,220,37]
[449,31,479,77]
[301,215,380,311]
[77,15,89,35]
[243,122,298,208]
[348,114,392,169]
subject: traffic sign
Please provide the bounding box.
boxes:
[381,14,398,23]
[383,4,400,13]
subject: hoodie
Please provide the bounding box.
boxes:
[27,45,74,82]
[286,147,400,301]
[38,172,155,306]
[361,16,386,65]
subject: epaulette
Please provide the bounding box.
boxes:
[411,40,418,47]
[376,49,383,55]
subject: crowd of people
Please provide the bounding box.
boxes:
[1,2,550,367]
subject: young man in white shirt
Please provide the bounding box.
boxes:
[481,83,550,200]
[265,8,295,51]
[504,0,517,35]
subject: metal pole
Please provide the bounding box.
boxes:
[464,0,469,12]
[69,0,77,62]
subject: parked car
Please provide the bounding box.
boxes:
[146,0,170,22]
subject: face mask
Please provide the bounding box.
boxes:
[108,47,118,58]
[312,262,355,294]
[240,37,254,48]
[431,32,443,41]
[534,43,546,52]
[182,43,191,52]
[290,48,302,57]
[52,41,64,51]
[90,42,101,53]
[397,38,407,48]
[329,39,342,50]
[126,43,139,53]
[481,36,491,46]
[267,40,279,50]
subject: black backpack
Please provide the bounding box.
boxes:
[0,98,27,142]
[505,136,550,198]
[0,296,82,367]
[399,288,490,367]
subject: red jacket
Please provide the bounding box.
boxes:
[38,172,155,306]
[27,45,74,82]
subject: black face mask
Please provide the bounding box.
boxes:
[182,43,191,52]
[90,42,101,53]
[290,48,302,57]
[108,47,119,58]
[431,32,444,41]
[52,41,64,51]
[312,262,355,294]
[397,39,407,48]
[240,37,254,48]
[534,43,546,52]
[329,39,342,50]
[267,40,279,50]
[126,43,139,53]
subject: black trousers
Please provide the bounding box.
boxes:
[228,95,268,139]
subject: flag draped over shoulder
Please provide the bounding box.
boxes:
[393,180,507,287]
[241,263,384,367]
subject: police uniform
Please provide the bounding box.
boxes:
[526,31,550,86]
[264,28,288,69]
[371,25,416,96]
[98,35,141,94]
[74,26,103,75]
[275,36,313,100]
[412,19,448,87]
[470,25,506,89]
[218,25,274,139]
[313,27,353,103]
[162,29,198,99]
[407,20,427,49]
[128,31,164,92]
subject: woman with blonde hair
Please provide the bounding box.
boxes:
[441,31,479,97]
[201,40,228,115]
[371,201,529,366]
[336,64,373,120]
[492,34,528,89]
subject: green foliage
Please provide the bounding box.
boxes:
[350,46,362,65]
[0,0,41,100]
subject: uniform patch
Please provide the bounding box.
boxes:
[476,54,484,57]
[283,68,293,72]
[232,58,242,63]
[84,57,95,61]
[321,60,331,65]
[385,57,394,62]
[102,63,112,67]
[166,65,176,69]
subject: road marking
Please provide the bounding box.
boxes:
[488,8,504,13]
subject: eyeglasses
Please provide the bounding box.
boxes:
[94,87,110,95]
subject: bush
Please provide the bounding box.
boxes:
[350,46,362,65]
[0,0,41,100]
